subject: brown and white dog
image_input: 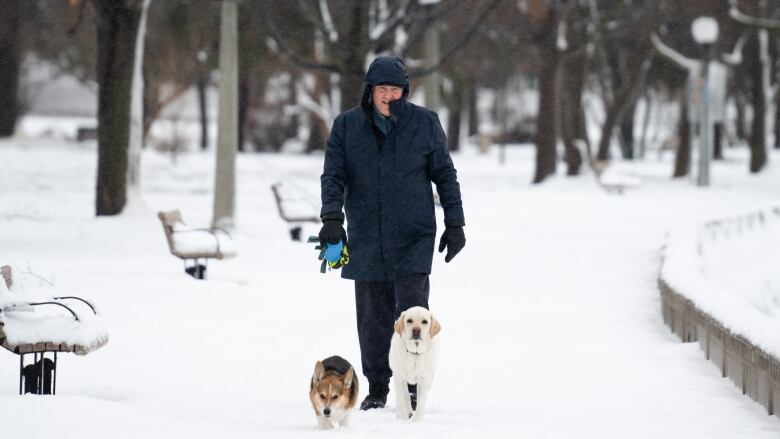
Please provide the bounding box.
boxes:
[389,306,441,421]
[310,355,359,429]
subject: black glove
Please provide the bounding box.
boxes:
[319,212,347,246]
[438,226,465,263]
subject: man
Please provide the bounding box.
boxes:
[319,56,465,410]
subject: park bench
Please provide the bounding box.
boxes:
[157,210,237,279]
[592,160,641,195]
[76,126,98,142]
[0,265,108,395]
[270,182,321,241]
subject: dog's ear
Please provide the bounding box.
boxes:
[343,367,354,389]
[430,314,441,337]
[394,312,406,336]
[313,361,326,384]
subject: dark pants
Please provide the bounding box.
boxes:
[354,273,430,387]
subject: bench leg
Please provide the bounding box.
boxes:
[183,259,208,280]
[38,352,43,395]
[19,352,57,395]
[53,352,57,395]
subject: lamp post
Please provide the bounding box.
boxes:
[692,17,718,187]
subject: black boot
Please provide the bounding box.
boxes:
[360,383,389,410]
[408,383,417,411]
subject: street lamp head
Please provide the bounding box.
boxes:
[692,17,719,45]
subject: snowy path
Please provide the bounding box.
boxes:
[1,140,779,438]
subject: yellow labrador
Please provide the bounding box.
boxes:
[389,306,441,421]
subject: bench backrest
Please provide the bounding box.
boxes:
[158,210,184,256]
[1,265,11,289]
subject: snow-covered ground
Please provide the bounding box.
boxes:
[1,128,780,438]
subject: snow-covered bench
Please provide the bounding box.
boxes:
[0,265,108,395]
[158,210,237,279]
[593,160,642,195]
[270,182,321,241]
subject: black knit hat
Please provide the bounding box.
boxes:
[364,56,409,90]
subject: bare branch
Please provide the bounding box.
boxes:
[295,0,332,37]
[409,0,502,78]
[721,31,748,65]
[67,0,88,35]
[263,12,342,75]
[318,0,339,42]
[369,0,415,42]
[650,33,699,72]
[729,0,780,29]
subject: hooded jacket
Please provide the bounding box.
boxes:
[320,56,464,281]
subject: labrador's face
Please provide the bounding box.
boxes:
[394,306,441,354]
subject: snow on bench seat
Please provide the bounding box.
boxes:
[158,210,237,260]
[0,266,108,356]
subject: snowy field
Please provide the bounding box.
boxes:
[1,130,780,438]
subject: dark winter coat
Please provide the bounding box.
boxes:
[320,56,465,281]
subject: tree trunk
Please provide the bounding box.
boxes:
[308,112,328,153]
[307,72,330,152]
[596,43,651,161]
[340,0,369,112]
[238,74,248,153]
[673,97,691,178]
[94,0,142,216]
[532,6,558,184]
[212,0,238,229]
[561,51,586,176]
[446,81,462,152]
[619,104,636,159]
[468,75,479,137]
[127,0,151,191]
[775,100,780,149]
[423,17,441,111]
[0,0,21,137]
[713,122,723,159]
[734,88,747,141]
[747,32,767,173]
[197,75,209,150]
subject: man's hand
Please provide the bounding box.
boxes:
[319,212,347,246]
[438,226,465,263]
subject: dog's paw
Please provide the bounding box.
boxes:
[395,410,413,421]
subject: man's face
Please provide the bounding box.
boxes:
[372,85,403,116]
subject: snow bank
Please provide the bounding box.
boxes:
[0,267,108,355]
[660,206,780,356]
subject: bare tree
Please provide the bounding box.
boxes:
[592,3,656,163]
[0,0,22,137]
[262,0,500,135]
[526,0,559,183]
[212,0,239,229]
[93,0,143,216]
[728,0,780,172]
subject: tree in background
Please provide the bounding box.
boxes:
[0,0,22,137]
[728,0,780,173]
[261,0,500,150]
[592,1,657,163]
[212,0,239,229]
[143,0,219,147]
[525,0,559,183]
[93,0,142,216]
